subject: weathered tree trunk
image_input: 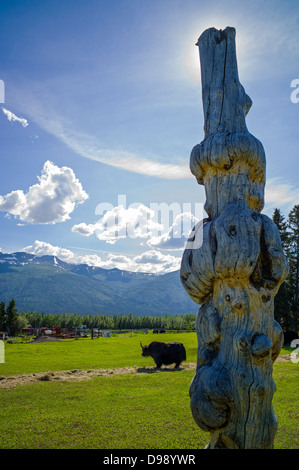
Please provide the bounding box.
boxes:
[180,27,289,449]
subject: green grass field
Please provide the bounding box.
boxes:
[0,332,198,376]
[0,333,298,449]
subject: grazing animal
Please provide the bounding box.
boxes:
[140,341,186,368]
[283,330,299,345]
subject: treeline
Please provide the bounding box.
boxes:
[23,311,196,331]
[0,304,196,334]
[273,205,299,332]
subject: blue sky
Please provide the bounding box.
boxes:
[0,0,298,273]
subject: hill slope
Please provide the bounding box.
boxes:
[0,252,197,315]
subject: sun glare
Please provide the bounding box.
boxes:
[184,40,201,84]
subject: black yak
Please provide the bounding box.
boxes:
[140,341,186,368]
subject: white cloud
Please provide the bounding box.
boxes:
[43,122,191,179]
[23,240,104,267]
[23,241,181,274]
[132,250,181,273]
[264,177,299,216]
[73,204,203,252]
[70,180,298,248]
[97,253,134,271]
[23,240,79,263]
[147,211,199,250]
[2,107,28,127]
[71,222,96,237]
[72,203,163,244]
[0,161,88,224]
[13,96,191,180]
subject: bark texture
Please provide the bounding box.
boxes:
[180,27,289,449]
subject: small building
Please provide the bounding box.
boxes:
[52,326,62,337]
[22,327,35,335]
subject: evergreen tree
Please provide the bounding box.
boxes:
[288,205,299,332]
[272,208,292,328]
[272,208,289,253]
[6,299,19,336]
[0,301,6,331]
[273,205,299,332]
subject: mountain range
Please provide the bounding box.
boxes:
[0,252,198,316]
